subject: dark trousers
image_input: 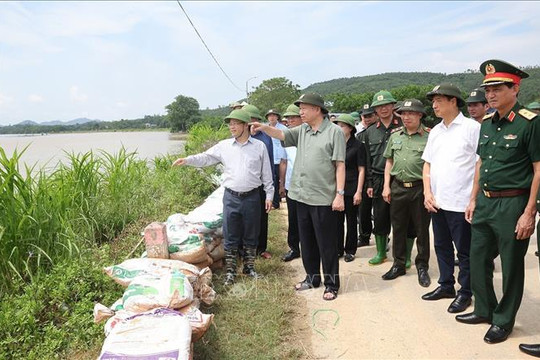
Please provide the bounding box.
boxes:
[272,164,280,209]
[470,194,529,330]
[431,209,471,297]
[286,191,300,255]
[371,174,391,236]
[389,181,430,269]
[297,201,340,291]
[222,189,261,250]
[256,186,269,254]
[337,195,359,255]
[358,187,373,240]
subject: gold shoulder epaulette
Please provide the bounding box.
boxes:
[518,108,538,121]
[391,126,403,133]
[483,112,495,120]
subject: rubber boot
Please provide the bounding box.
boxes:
[368,235,387,265]
[405,237,415,269]
[224,248,238,285]
[243,246,262,279]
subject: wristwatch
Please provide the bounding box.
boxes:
[337,189,345,196]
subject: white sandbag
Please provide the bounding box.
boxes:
[122,270,193,313]
[168,234,208,264]
[208,242,225,262]
[98,308,191,360]
[103,258,200,287]
[178,303,214,342]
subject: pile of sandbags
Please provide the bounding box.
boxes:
[94,186,226,360]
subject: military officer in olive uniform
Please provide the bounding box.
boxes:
[381,99,431,287]
[364,91,415,265]
[519,189,540,357]
[456,59,540,345]
[466,88,491,123]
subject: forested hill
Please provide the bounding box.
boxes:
[303,67,540,104]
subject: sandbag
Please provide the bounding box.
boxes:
[122,270,193,313]
[178,303,214,342]
[98,308,191,360]
[208,243,225,262]
[168,235,208,264]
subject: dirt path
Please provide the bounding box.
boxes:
[286,223,540,359]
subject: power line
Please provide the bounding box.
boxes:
[176,0,244,93]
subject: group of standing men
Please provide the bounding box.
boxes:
[174,58,540,355]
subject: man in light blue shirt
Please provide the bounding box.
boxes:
[266,109,287,209]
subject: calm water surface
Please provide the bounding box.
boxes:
[0,132,184,171]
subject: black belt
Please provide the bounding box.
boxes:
[225,187,258,197]
[393,178,423,188]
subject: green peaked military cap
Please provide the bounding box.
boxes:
[396,99,426,116]
[526,101,540,110]
[265,109,282,119]
[333,113,357,134]
[371,90,397,107]
[350,111,360,121]
[426,83,465,108]
[466,88,487,104]
[224,109,251,124]
[242,104,263,120]
[360,103,375,116]
[479,59,529,87]
[283,104,300,117]
[294,93,329,114]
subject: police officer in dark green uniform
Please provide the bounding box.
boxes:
[519,189,540,357]
[466,88,490,123]
[456,59,540,344]
[380,99,431,287]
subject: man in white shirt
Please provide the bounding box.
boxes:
[266,109,287,209]
[421,83,481,314]
[173,109,274,285]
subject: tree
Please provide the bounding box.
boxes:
[165,95,201,132]
[249,77,301,114]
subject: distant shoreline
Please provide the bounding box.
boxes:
[0,129,189,140]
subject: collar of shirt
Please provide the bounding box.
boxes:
[401,124,428,137]
[232,136,255,146]
[303,117,331,134]
[376,116,400,129]
[492,101,520,124]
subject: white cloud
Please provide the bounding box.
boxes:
[28,94,44,103]
[70,86,88,103]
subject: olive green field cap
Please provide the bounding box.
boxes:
[426,83,465,107]
[466,88,487,104]
[224,109,251,124]
[396,99,427,116]
[350,111,360,121]
[333,113,357,134]
[371,90,397,108]
[294,93,329,114]
[243,104,263,120]
[479,59,529,87]
[360,103,375,116]
[526,101,540,110]
[283,104,300,117]
[265,109,282,119]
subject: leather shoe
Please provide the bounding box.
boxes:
[282,250,300,262]
[344,253,355,262]
[455,312,490,325]
[484,324,511,344]
[447,294,472,313]
[421,286,456,301]
[417,268,431,288]
[519,343,540,357]
[382,265,405,280]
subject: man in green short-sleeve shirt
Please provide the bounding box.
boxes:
[251,93,346,301]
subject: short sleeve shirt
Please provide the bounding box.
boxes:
[384,126,429,182]
[283,118,346,206]
[477,102,540,191]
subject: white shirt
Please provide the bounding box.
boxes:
[355,122,366,133]
[422,112,480,212]
[271,122,287,165]
[283,146,297,191]
[185,137,274,200]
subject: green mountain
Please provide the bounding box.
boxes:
[303,68,540,104]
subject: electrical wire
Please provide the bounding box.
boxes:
[176,0,244,93]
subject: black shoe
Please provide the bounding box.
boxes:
[338,252,344,258]
[484,325,511,344]
[422,286,456,301]
[519,343,540,357]
[282,250,300,262]
[447,294,472,313]
[382,265,406,280]
[455,312,491,325]
[344,253,355,262]
[417,268,431,288]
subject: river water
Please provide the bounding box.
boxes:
[0,131,185,171]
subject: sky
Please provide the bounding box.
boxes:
[1,1,540,126]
